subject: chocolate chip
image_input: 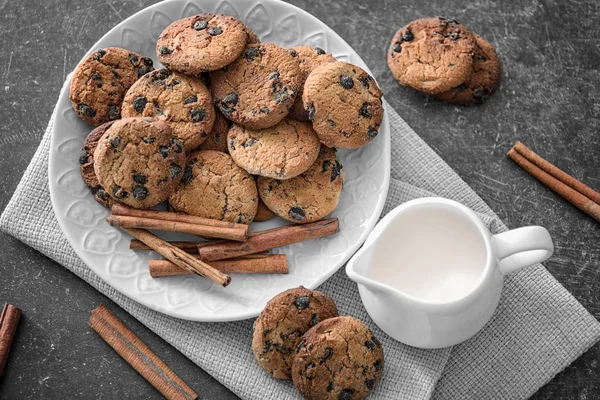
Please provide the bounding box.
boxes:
[326,382,333,392]
[133,96,147,113]
[338,388,355,400]
[244,47,260,60]
[243,138,257,148]
[331,160,343,182]
[193,20,208,30]
[170,163,182,178]
[450,32,460,40]
[220,92,238,114]
[308,104,315,121]
[358,75,370,88]
[321,347,333,363]
[274,87,295,103]
[306,362,315,371]
[236,214,246,223]
[79,150,88,164]
[339,75,354,89]
[159,146,169,158]
[365,340,375,352]
[321,160,332,172]
[365,378,376,390]
[367,128,379,139]
[132,173,147,185]
[263,340,272,353]
[91,73,102,88]
[142,136,156,144]
[170,137,183,153]
[268,71,280,80]
[137,66,153,77]
[289,207,306,221]
[259,106,270,114]
[96,188,110,201]
[294,295,310,309]
[359,102,372,118]
[107,106,120,120]
[208,26,222,36]
[402,29,414,42]
[132,186,148,200]
[374,360,383,372]
[78,104,96,118]
[144,58,153,67]
[310,313,319,327]
[190,107,206,122]
[159,46,172,55]
[182,166,193,184]
[184,95,197,105]
[167,79,181,88]
[392,42,402,53]
[296,339,306,354]
[129,54,139,64]
[229,138,236,150]
[93,49,106,60]
[110,136,122,149]
[309,47,324,55]
[112,185,129,199]
[288,48,297,57]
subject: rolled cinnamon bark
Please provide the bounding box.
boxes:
[0,304,21,377]
[130,240,202,253]
[149,254,288,277]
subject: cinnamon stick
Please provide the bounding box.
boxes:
[89,305,197,400]
[122,227,231,287]
[197,218,339,261]
[149,254,288,277]
[130,240,202,253]
[0,304,21,377]
[508,143,600,222]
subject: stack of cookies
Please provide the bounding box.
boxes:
[387,17,500,104]
[72,12,384,226]
[252,287,385,400]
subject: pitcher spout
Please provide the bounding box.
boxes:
[345,244,378,290]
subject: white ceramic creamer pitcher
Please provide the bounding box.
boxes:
[346,198,554,348]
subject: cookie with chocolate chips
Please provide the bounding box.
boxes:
[94,117,186,209]
[387,17,476,94]
[227,118,321,179]
[252,286,338,380]
[287,46,336,121]
[156,13,248,73]
[79,121,117,208]
[197,109,232,153]
[210,43,301,130]
[70,47,154,126]
[292,316,384,400]
[435,33,501,104]
[303,61,384,149]
[257,146,343,224]
[121,68,215,153]
[168,150,258,224]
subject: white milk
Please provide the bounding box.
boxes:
[368,207,487,303]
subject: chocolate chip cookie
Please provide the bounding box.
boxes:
[227,118,321,179]
[211,43,301,130]
[168,150,258,224]
[94,117,186,208]
[287,46,336,121]
[70,47,154,126]
[79,121,117,208]
[121,68,215,153]
[156,13,248,73]
[252,286,338,380]
[435,33,501,104]
[254,198,275,222]
[257,146,343,224]
[197,109,232,153]
[387,17,476,94]
[303,61,384,149]
[292,316,384,400]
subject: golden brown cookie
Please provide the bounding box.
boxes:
[168,150,258,224]
[292,316,384,400]
[227,118,321,179]
[252,286,338,380]
[254,198,276,222]
[210,43,301,130]
[303,62,384,149]
[435,34,500,104]
[121,69,215,153]
[288,46,336,121]
[197,109,232,153]
[156,13,248,73]
[387,17,476,95]
[94,117,186,208]
[257,146,343,224]
[79,121,117,208]
[69,47,154,126]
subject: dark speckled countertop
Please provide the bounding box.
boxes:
[1,0,599,398]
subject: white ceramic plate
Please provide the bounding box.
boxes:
[48,0,390,321]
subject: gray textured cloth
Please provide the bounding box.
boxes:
[1,81,599,399]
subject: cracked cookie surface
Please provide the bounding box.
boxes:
[80,121,117,208]
[121,68,215,153]
[435,33,500,104]
[156,13,248,73]
[94,117,186,208]
[227,118,321,179]
[252,286,338,380]
[198,109,232,153]
[168,150,258,224]
[303,61,384,149]
[70,47,154,126]
[292,316,384,400]
[210,43,301,130]
[257,146,343,224]
[387,17,476,94]
[288,46,336,121]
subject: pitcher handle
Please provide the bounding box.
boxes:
[492,226,554,275]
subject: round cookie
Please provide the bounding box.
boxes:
[70,47,154,126]
[252,286,338,380]
[257,146,343,224]
[435,34,501,104]
[198,109,232,153]
[156,13,248,73]
[210,43,301,130]
[121,69,215,153]
[387,17,476,95]
[292,316,384,400]
[227,118,321,179]
[288,46,336,121]
[303,62,384,149]
[168,150,258,224]
[79,121,117,208]
[94,117,186,208]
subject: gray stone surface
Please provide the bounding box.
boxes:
[0,0,598,398]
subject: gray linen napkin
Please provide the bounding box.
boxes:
[1,79,599,399]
